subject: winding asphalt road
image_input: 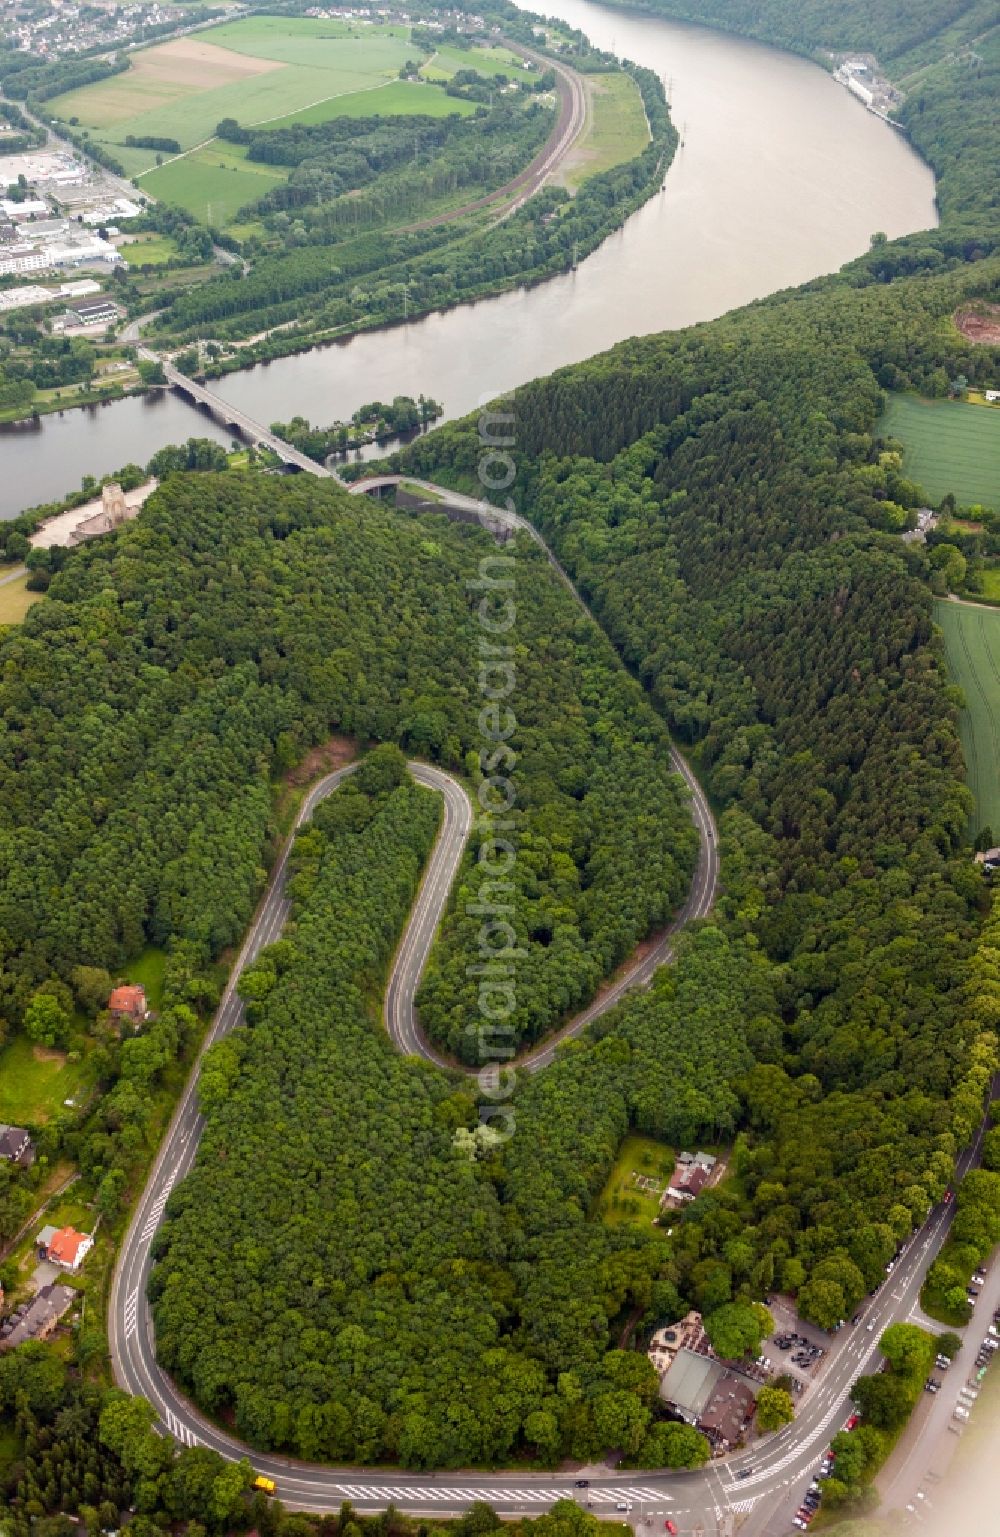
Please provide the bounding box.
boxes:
[108,481,984,1535]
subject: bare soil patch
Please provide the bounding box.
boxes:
[955,305,1000,346]
[32,1043,67,1065]
[284,734,358,787]
[134,37,284,87]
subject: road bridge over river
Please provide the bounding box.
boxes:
[139,349,335,477]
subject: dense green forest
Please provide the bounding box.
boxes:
[0,1335,614,1537]
[0,475,694,1060]
[396,236,1000,1329]
[2,0,1000,1502]
[152,755,711,1468]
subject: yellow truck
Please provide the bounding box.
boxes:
[253,1476,277,1495]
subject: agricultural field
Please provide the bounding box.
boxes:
[420,42,538,85]
[141,140,288,225]
[264,79,477,128]
[595,1132,675,1231]
[935,599,1000,834]
[47,18,419,172]
[560,71,650,190]
[880,393,1000,510]
[0,1036,93,1125]
[0,571,43,625]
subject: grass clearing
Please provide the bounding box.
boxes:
[595,1132,675,1231]
[121,232,184,265]
[421,43,536,85]
[142,141,287,223]
[879,393,1000,510]
[935,599,1000,834]
[0,573,43,626]
[0,1036,93,1125]
[560,71,650,191]
[124,945,167,1010]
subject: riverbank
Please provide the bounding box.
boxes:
[0,375,149,426]
[150,57,675,370]
[0,0,938,519]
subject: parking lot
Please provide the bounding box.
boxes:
[759,1296,839,1395]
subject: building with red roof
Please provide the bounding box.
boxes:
[107,984,147,1025]
[37,1224,94,1273]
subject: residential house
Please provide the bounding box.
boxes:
[0,1283,76,1351]
[665,1150,718,1204]
[0,1124,34,1166]
[37,1224,94,1273]
[108,984,147,1026]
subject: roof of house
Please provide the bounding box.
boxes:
[659,1349,725,1417]
[108,984,145,1014]
[0,1123,31,1158]
[669,1162,711,1197]
[47,1226,91,1267]
[698,1375,757,1443]
[0,1283,75,1348]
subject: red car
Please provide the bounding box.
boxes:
[664,1524,677,1535]
[844,1414,860,1431]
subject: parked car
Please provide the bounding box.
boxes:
[844,1414,860,1431]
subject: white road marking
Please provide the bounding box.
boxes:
[123,1288,139,1339]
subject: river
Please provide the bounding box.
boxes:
[0,0,937,520]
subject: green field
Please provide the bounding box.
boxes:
[880,393,1000,510]
[121,232,183,265]
[0,1036,92,1125]
[124,945,167,1010]
[264,78,476,128]
[48,17,419,170]
[595,1132,675,1231]
[141,140,288,224]
[935,599,1000,833]
[563,71,650,190]
[0,572,43,626]
[420,42,537,85]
